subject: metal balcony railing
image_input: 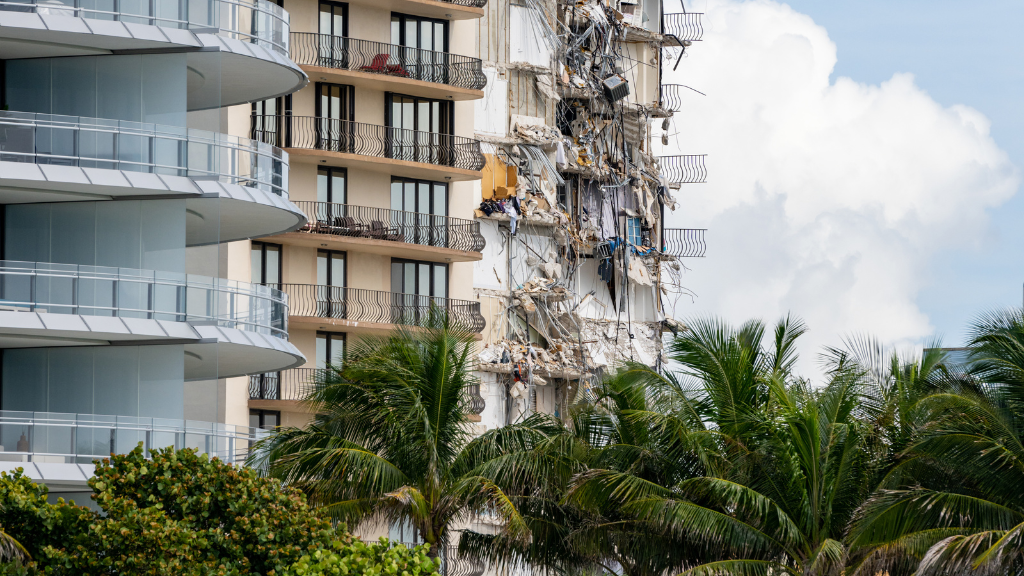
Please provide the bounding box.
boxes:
[659,154,707,184]
[249,367,321,400]
[250,369,486,416]
[660,84,700,112]
[295,202,485,253]
[281,284,485,333]
[291,33,486,91]
[379,542,484,576]
[0,411,260,465]
[0,0,290,56]
[0,260,288,339]
[662,228,706,258]
[662,12,704,42]
[0,111,289,197]
[250,115,485,172]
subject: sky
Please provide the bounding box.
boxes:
[658,0,1024,377]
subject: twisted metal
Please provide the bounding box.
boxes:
[296,202,485,253]
[251,115,485,171]
[659,154,707,184]
[662,228,706,257]
[662,12,704,42]
[660,84,705,112]
[281,285,485,333]
[290,33,486,90]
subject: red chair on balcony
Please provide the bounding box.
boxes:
[360,54,411,77]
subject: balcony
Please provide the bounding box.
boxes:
[659,154,707,185]
[0,0,290,56]
[272,202,484,263]
[250,115,484,181]
[662,228,706,258]
[282,285,485,334]
[249,368,486,417]
[0,0,305,106]
[291,33,485,100]
[0,260,288,339]
[0,411,258,468]
[662,12,704,42]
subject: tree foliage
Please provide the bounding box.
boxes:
[0,445,438,576]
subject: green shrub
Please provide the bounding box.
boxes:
[0,445,439,576]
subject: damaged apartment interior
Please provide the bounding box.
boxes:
[471,0,707,429]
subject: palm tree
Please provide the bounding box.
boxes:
[249,316,529,559]
[849,308,1024,576]
[563,315,930,575]
[0,523,29,564]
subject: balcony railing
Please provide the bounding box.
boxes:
[249,367,320,400]
[250,115,485,172]
[0,260,288,339]
[295,202,485,253]
[662,228,706,258]
[281,284,485,333]
[251,368,485,415]
[0,111,288,197]
[659,154,707,184]
[0,0,290,56]
[291,33,486,91]
[382,542,484,576]
[662,12,704,42]
[0,411,260,465]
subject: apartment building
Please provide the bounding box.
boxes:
[0,0,309,498]
[241,0,488,430]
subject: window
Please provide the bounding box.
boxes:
[317,166,347,204]
[626,217,641,246]
[391,13,447,52]
[316,331,345,368]
[390,178,448,246]
[319,1,347,37]
[386,93,452,135]
[388,518,423,545]
[251,96,291,146]
[250,409,280,430]
[317,250,346,287]
[391,259,447,298]
[251,242,282,287]
[316,83,355,151]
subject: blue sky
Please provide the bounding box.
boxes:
[779,0,1024,344]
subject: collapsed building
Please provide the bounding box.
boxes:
[467,0,709,429]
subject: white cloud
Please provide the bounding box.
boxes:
[660,0,1019,378]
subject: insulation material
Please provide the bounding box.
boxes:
[474,67,508,137]
[509,5,554,67]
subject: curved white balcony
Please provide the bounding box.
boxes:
[0,0,306,106]
[0,111,306,242]
[0,261,304,376]
[0,411,259,488]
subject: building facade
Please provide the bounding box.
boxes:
[0,0,308,498]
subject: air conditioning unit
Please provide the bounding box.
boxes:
[602,75,630,102]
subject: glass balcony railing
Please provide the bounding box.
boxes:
[280,285,485,333]
[0,0,291,56]
[290,33,486,91]
[0,111,289,197]
[0,411,261,465]
[0,260,288,340]
[295,202,485,253]
[250,114,485,172]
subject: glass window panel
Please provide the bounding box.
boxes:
[421,21,431,51]
[434,22,445,51]
[405,20,416,49]
[319,4,332,35]
[329,334,344,363]
[251,245,263,284]
[432,263,447,298]
[391,180,403,211]
[333,12,344,37]
[417,183,429,214]
[432,184,447,216]
[96,200,140,269]
[405,263,417,294]
[317,251,328,286]
[317,168,330,203]
[316,333,328,368]
[265,245,281,286]
[330,253,345,287]
[391,16,401,45]
[249,411,261,430]
[418,263,429,296]
[263,411,279,429]
[391,262,403,294]
[331,171,346,203]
